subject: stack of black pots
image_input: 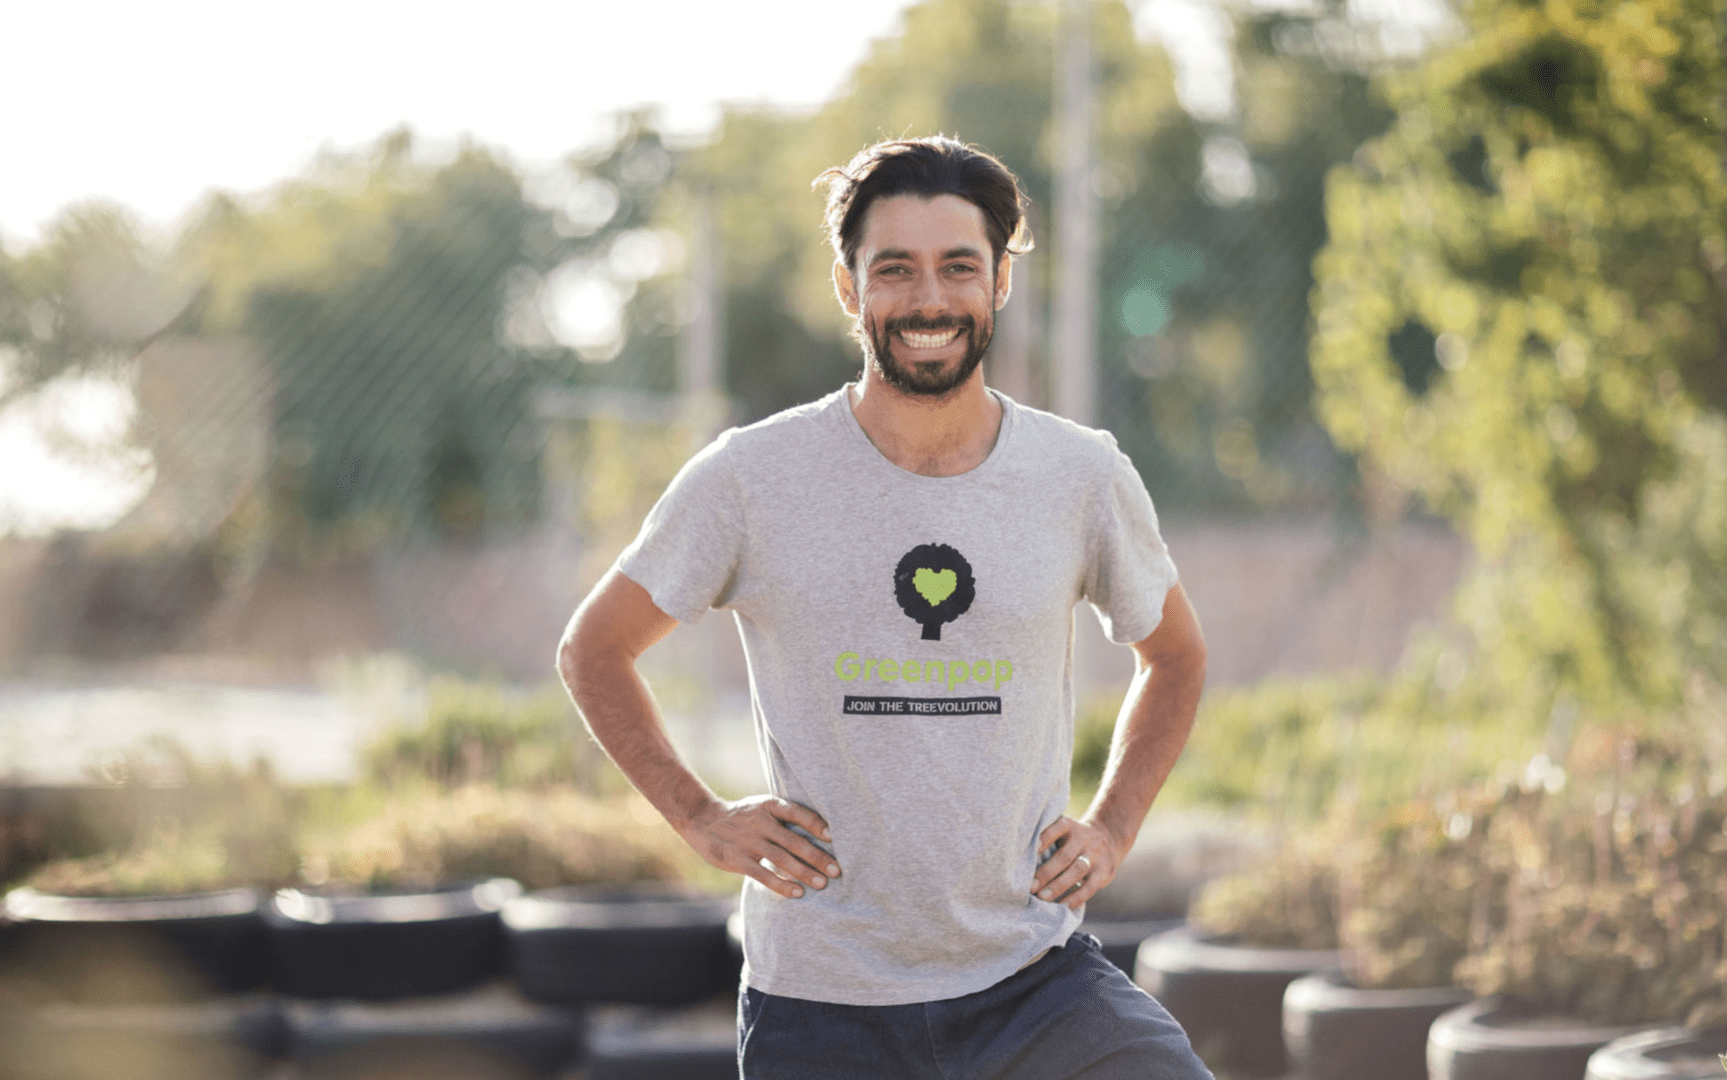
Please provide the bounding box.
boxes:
[0,879,742,1079]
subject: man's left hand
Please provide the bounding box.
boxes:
[1030,815,1124,911]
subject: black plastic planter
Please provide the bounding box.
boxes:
[1586,1026,1727,1080]
[1134,925,1342,1078]
[265,878,520,1000]
[283,982,583,1079]
[504,884,738,1006]
[1428,997,1647,1080]
[1079,915,1184,976]
[1283,970,1473,1080]
[1,886,270,998]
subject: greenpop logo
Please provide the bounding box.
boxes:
[894,543,975,641]
[833,652,1014,691]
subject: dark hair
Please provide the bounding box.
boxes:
[814,136,1034,272]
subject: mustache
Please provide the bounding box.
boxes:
[884,314,974,334]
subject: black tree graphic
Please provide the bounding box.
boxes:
[893,543,976,641]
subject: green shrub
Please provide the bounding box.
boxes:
[361,677,620,793]
[1072,675,1382,814]
[1449,723,1727,1027]
[1134,658,1549,825]
[1337,682,1727,1022]
[1070,690,1119,796]
[22,825,289,898]
[1165,675,1374,818]
[298,785,720,893]
[21,737,300,896]
[1340,786,1508,990]
[1187,832,1340,950]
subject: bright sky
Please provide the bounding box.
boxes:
[1,0,933,248]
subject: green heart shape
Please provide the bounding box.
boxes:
[913,567,957,607]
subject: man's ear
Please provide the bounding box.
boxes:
[993,253,1013,310]
[834,260,861,316]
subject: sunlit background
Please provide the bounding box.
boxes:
[3,0,1727,1073]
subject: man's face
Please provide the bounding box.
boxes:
[835,194,1011,399]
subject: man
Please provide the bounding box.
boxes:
[558,136,1212,1079]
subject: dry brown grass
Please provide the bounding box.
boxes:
[300,784,724,894]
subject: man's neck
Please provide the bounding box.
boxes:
[847,370,1003,478]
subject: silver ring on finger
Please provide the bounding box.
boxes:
[1076,854,1091,874]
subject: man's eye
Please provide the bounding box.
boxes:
[946,264,976,274]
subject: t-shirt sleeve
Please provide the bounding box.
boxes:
[1082,443,1180,645]
[614,432,747,623]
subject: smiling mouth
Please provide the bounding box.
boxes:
[897,327,964,350]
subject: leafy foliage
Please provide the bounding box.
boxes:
[1070,687,1121,796]
[1178,674,1727,1025]
[1333,680,1727,1026]
[179,133,571,544]
[1310,0,1727,713]
[545,413,697,586]
[1102,5,1394,511]
[1187,831,1340,949]
[1138,666,1535,822]
[1448,710,1727,1027]
[1341,782,1515,991]
[0,204,191,408]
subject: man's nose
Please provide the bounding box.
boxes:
[908,268,948,313]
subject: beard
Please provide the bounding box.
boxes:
[858,309,993,399]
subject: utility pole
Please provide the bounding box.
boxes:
[1052,0,1097,427]
[1053,0,1131,696]
[678,183,728,769]
[679,184,725,455]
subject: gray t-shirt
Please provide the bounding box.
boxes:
[616,385,1178,1006]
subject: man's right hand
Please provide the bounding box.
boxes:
[677,795,840,899]
[559,574,838,901]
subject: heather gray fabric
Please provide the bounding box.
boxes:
[615,385,1178,1006]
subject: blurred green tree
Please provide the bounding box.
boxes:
[546,113,688,393]
[1100,2,1397,511]
[1310,0,1727,714]
[180,129,595,545]
[0,203,189,407]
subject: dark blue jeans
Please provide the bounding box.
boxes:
[737,931,1214,1080]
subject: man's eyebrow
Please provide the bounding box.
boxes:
[866,246,987,267]
[867,247,915,268]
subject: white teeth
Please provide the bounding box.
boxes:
[899,328,962,349]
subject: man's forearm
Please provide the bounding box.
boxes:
[558,639,721,832]
[556,573,837,900]
[1081,651,1206,853]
